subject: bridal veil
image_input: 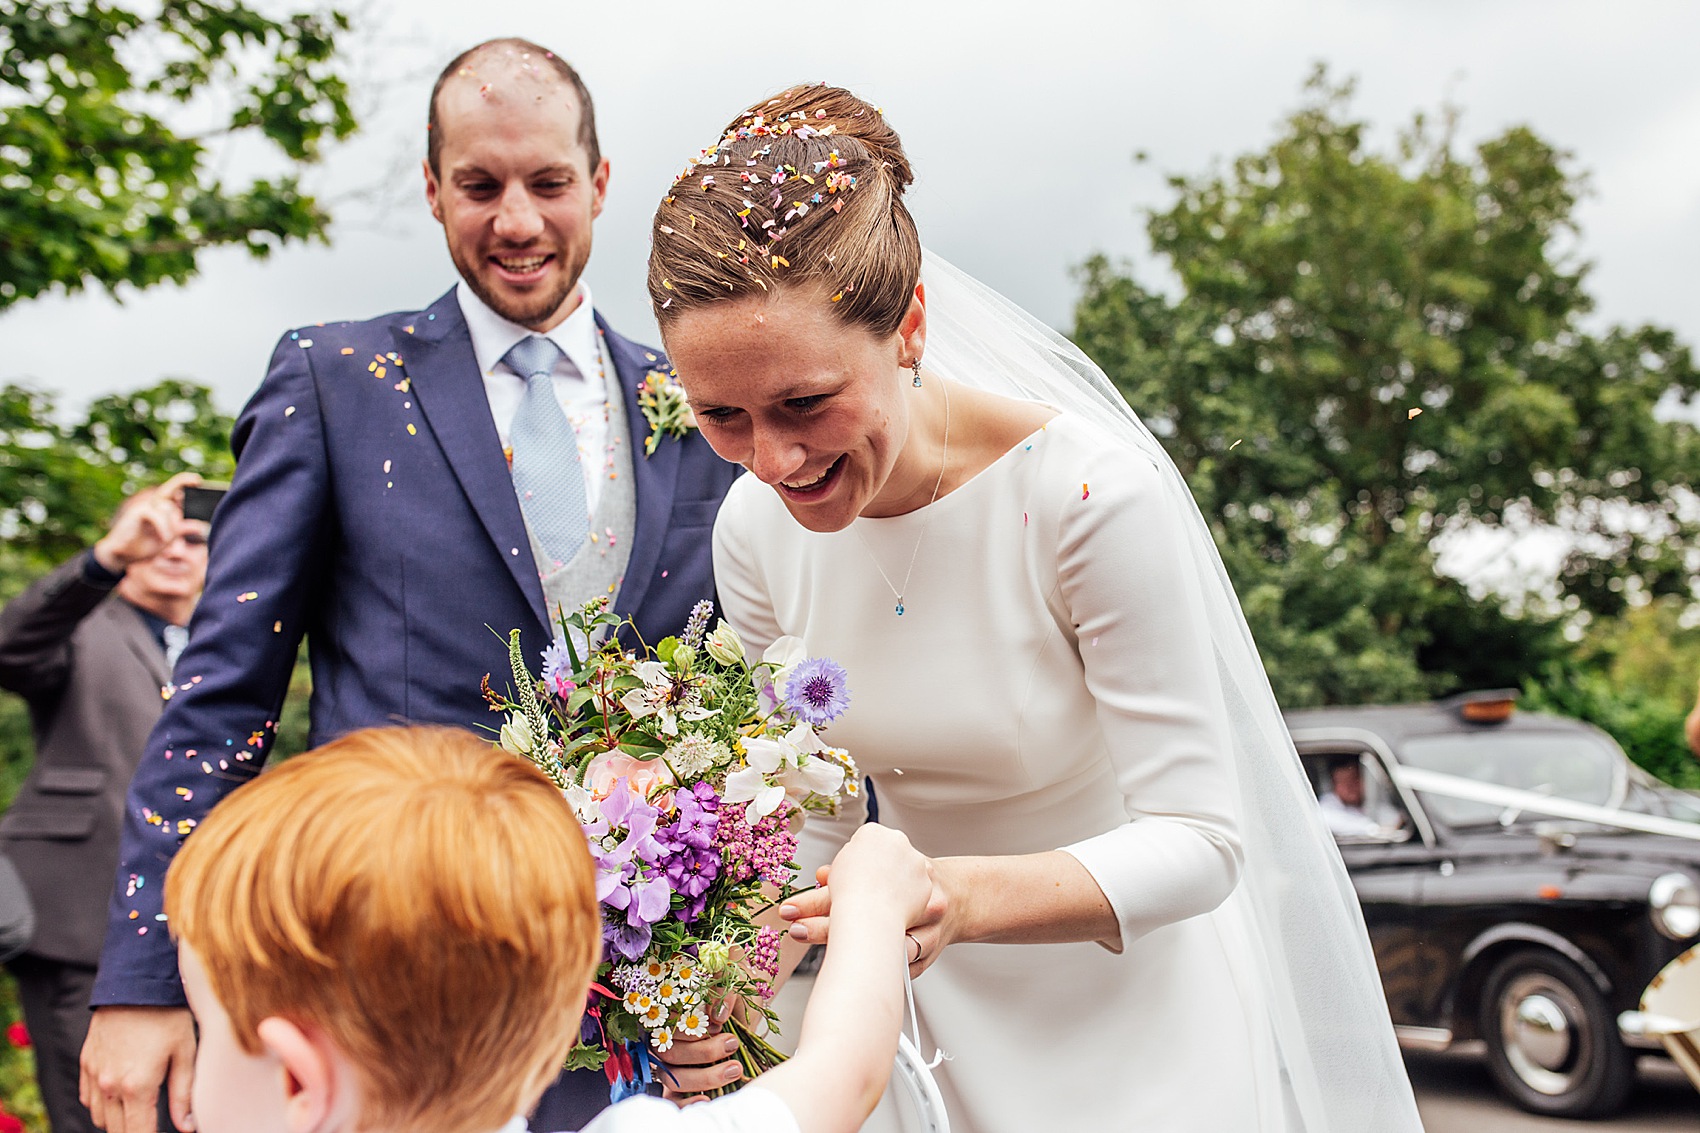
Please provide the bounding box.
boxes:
[919,250,1424,1132]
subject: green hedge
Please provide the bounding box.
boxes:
[1524,664,1700,791]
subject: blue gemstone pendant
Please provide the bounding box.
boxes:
[895,602,905,616]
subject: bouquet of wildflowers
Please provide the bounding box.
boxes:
[485,598,857,1097]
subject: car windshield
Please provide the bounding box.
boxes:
[1624,763,1700,824]
[1399,730,1620,827]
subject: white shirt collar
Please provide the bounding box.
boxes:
[456,279,603,384]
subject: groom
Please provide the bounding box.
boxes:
[78,39,738,1133]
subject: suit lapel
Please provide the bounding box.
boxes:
[397,292,549,633]
[603,315,680,625]
[109,600,170,687]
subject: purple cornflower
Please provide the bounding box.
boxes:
[782,658,851,725]
[540,638,576,699]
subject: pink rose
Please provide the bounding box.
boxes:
[585,751,676,801]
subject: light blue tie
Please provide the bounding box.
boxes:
[503,335,589,570]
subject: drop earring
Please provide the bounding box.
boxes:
[911,358,923,387]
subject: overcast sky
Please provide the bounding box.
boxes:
[3,0,1697,415]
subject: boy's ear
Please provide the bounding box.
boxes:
[255,1017,341,1133]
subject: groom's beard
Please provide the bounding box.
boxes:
[453,243,588,331]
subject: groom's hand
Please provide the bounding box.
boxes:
[80,1005,197,1132]
[655,997,745,1102]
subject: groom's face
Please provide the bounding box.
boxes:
[425,74,609,332]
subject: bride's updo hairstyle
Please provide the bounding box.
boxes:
[648,84,921,339]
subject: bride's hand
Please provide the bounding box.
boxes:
[779,834,950,975]
[654,997,744,1101]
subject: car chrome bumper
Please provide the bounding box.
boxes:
[1393,1025,1454,1052]
[1618,1009,1693,1050]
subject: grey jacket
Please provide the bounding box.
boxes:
[0,553,169,965]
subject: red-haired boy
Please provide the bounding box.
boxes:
[164,726,931,1133]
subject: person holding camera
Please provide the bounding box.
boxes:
[0,473,211,1133]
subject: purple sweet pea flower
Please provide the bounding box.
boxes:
[599,782,665,865]
[608,921,652,962]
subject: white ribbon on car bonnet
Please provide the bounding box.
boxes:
[1393,766,1700,841]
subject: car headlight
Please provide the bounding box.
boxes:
[1650,872,1700,940]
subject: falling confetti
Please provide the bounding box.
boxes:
[1407,408,1423,420]
[1228,438,1243,450]
[1081,483,1091,501]
[237,591,259,603]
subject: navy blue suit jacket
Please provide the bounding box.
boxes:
[90,290,738,1118]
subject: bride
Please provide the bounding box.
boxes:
[647,84,1421,1132]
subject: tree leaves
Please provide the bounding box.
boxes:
[0,379,234,601]
[0,0,355,308]
[1073,69,1698,706]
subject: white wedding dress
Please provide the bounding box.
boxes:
[715,413,1293,1132]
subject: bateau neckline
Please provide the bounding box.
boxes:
[852,415,1062,526]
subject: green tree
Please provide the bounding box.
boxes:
[1073,69,1700,709]
[0,0,355,308]
[0,379,238,1133]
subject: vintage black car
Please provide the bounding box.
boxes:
[1286,692,1700,1119]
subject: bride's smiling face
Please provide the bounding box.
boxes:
[664,288,927,534]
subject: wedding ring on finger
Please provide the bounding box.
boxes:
[906,932,923,965]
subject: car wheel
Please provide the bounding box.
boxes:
[1478,947,1634,1118]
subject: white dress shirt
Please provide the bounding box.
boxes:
[458,280,613,515]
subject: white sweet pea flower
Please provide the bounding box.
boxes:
[633,659,672,684]
[782,755,846,800]
[781,720,826,755]
[740,735,789,775]
[722,764,786,821]
[761,636,807,690]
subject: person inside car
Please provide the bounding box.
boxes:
[1319,759,1404,839]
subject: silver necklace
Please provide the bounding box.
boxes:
[854,379,950,616]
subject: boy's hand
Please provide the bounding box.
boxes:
[80,1005,197,1133]
[780,826,948,973]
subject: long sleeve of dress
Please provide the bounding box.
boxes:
[1050,437,1243,950]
